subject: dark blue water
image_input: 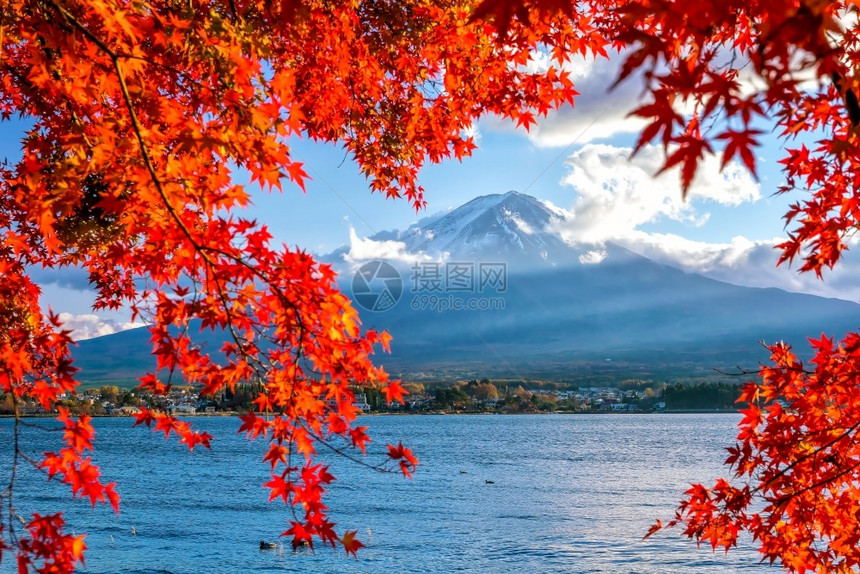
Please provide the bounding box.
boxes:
[0,414,775,573]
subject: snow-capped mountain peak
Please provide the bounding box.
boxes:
[327,191,634,269]
[389,191,571,262]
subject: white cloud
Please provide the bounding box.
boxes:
[344,228,434,265]
[56,312,145,341]
[553,143,760,245]
[544,142,860,301]
[505,209,534,234]
[474,53,647,145]
[521,49,790,148]
[579,249,607,265]
[609,231,860,302]
[528,54,649,147]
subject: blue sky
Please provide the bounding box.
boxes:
[270,126,790,253]
[2,54,857,339]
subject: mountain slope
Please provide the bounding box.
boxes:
[395,191,571,261]
[360,262,859,378]
[334,191,860,379]
[71,192,860,383]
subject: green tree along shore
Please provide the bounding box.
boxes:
[0,379,746,416]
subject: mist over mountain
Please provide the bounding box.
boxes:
[72,191,860,383]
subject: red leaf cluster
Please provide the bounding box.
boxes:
[40,409,121,513]
[649,335,860,571]
[387,442,419,478]
[17,514,87,574]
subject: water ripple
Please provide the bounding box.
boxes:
[0,414,776,573]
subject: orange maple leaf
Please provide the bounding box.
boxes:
[341,529,364,558]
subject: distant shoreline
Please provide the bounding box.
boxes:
[0,408,742,419]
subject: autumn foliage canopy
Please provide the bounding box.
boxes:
[1,0,860,570]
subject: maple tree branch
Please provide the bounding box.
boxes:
[0,5,4,65]
[713,365,766,377]
[771,458,860,508]
[5,389,21,546]
[15,418,61,432]
[15,448,43,471]
[197,244,309,340]
[751,418,860,498]
[48,1,221,275]
[200,258,267,381]
[47,0,317,412]
[284,424,299,523]
[830,72,860,127]
[47,10,357,429]
[1,62,71,123]
[303,425,405,474]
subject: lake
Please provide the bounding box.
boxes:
[0,414,776,573]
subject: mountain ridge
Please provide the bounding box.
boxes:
[71,191,860,383]
[330,191,860,378]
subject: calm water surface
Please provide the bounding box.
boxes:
[0,414,776,573]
